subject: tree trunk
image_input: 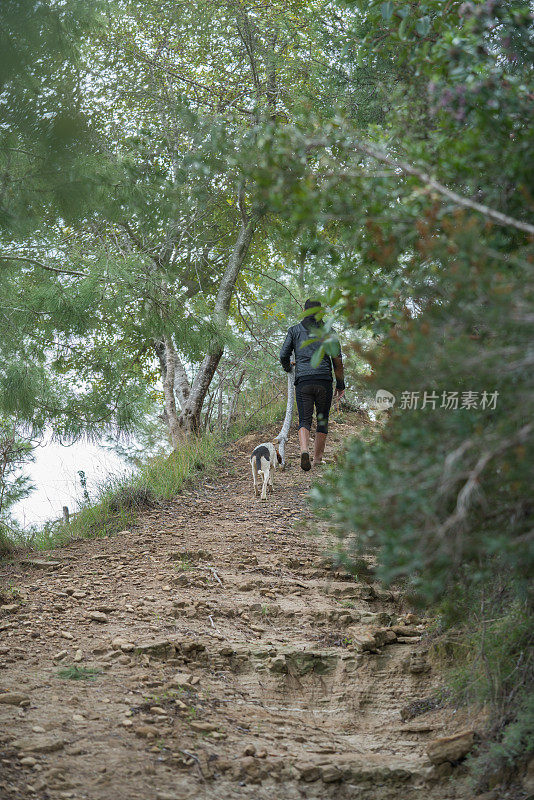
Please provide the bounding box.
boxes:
[225,368,246,435]
[173,353,190,409]
[162,336,182,448]
[204,390,215,431]
[217,378,224,430]
[177,207,256,435]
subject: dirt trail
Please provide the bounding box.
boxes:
[0,416,466,800]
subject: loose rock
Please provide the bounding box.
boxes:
[168,671,192,688]
[297,762,321,782]
[0,692,30,705]
[86,611,108,623]
[190,720,217,732]
[12,736,66,754]
[427,731,476,765]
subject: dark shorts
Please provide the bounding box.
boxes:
[295,381,333,434]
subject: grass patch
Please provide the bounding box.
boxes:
[427,592,534,792]
[57,665,101,681]
[0,528,14,558]
[173,557,193,572]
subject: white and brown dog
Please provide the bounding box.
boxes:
[250,442,282,501]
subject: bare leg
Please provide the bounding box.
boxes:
[313,432,327,465]
[298,427,312,471]
[298,427,310,454]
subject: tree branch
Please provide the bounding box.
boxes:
[0,255,86,277]
[437,423,533,538]
[237,182,250,224]
[235,292,279,359]
[241,266,303,307]
[307,137,534,236]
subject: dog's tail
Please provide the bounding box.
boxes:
[255,453,262,472]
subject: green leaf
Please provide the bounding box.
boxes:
[381,2,394,21]
[416,16,431,36]
[310,346,325,368]
[398,16,410,40]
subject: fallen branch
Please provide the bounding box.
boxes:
[208,614,224,636]
[176,749,205,781]
[209,566,223,586]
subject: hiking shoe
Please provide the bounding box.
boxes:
[300,452,311,472]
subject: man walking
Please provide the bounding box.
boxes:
[280,299,345,471]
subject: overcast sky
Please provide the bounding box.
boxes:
[12,437,126,530]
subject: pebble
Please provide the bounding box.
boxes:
[86,611,108,623]
[134,725,158,740]
[190,720,218,732]
[20,757,37,767]
[73,650,83,662]
[168,672,192,688]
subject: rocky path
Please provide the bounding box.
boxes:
[0,416,471,800]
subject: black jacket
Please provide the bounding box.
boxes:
[280,322,340,384]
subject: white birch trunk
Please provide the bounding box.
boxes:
[275,366,295,469]
[173,354,190,409]
[163,336,182,448]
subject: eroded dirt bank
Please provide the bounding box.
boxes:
[1,416,476,800]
